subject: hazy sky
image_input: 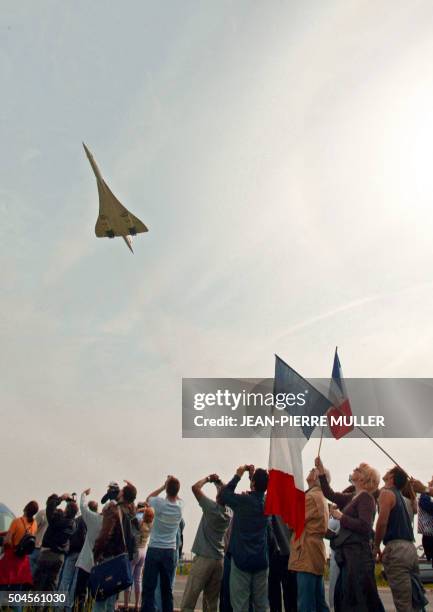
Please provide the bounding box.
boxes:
[2,1,433,550]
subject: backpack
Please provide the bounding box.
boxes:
[15,519,36,557]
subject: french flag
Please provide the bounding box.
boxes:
[327,348,353,440]
[265,355,332,538]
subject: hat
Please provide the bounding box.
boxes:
[108,481,119,488]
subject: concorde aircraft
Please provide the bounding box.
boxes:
[83,143,148,253]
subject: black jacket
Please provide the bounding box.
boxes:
[270,515,292,557]
[68,516,86,554]
[41,495,76,554]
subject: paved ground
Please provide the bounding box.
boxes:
[172,575,433,610]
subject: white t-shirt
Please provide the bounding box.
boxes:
[76,493,103,573]
[148,496,183,549]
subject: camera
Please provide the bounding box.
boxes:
[101,482,120,504]
[208,475,223,486]
[64,492,77,503]
[244,465,255,480]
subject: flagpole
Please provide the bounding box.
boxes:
[356,425,403,469]
[318,426,324,456]
[276,352,405,472]
[329,348,405,471]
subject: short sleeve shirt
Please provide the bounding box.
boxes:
[191,496,231,560]
[148,497,183,549]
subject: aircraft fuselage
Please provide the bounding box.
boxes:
[83,143,148,252]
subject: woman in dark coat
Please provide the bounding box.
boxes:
[315,457,385,612]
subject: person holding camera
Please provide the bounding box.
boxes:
[58,503,89,607]
[180,473,231,612]
[33,493,78,591]
[123,503,154,612]
[141,475,183,612]
[92,482,138,612]
[219,464,269,612]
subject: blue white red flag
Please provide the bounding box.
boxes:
[265,355,333,538]
[327,348,353,439]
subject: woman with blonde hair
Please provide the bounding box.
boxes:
[315,457,384,612]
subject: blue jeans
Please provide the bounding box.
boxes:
[29,548,40,578]
[154,548,178,611]
[58,552,79,607]
[141,547,176,612]
[219,554,232,612]
[296,572,329,612]
[92,593,116,611]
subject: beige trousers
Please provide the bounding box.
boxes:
[181,555,224,612]
[382,539,419,612]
